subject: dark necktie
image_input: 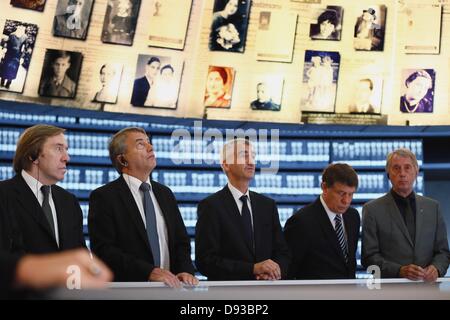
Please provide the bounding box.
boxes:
[404,199,416,244]
[140,182,161,267]
[239,195,254,252]
[334,215,348,263]
[41,185,56,239]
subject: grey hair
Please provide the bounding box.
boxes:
[108,127,147,173]
[385,148,419,174]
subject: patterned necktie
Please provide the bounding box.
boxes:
[334,214,348,263]
[140,182,161,267]
[239,195,254,252]
[41,185,56,239]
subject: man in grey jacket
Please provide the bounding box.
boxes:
[362,148,449,281]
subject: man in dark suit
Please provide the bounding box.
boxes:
[284,163,360,279]
[130,57,161,106]
[89,127,197,286]
[362,148,449,280]
[0,125,85,254]
[195,138,291,280]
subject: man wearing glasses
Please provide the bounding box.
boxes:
[88,127,198,287]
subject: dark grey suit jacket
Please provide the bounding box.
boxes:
[362,192,450,277]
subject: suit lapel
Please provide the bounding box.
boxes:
[249,192,262,257]
[414,195,425,247]
[343,211,356,261]
[221,186,254,256]
[386,193,413,247]
[12,175,57,243]
[117,176,150,249]
[315,198,348,264]
[150,181,171,247]
[52,187,66,247]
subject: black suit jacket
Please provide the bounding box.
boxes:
[130,76,150,106]
[195,186,291,280]
[88,176,195,281]
[284,197,360,279]
[0,175,86,254]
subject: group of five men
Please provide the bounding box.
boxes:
[1,124,449,296]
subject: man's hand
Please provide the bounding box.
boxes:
[176,272,199,286]
[423,265,439,282]
[15,249,113,289]
[149,267,182,288]
[399,264,425,281]
[253,259,281,280]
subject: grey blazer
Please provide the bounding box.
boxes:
[362,192,449,277]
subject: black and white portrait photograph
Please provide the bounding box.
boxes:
[400,69,435,113]
[0,20,38,93]
[209,0,251,53]
[353,5,387,51]
[131,54,183,109]
[250,75,283,111]
[38,49,82,99]
[309,6,343,41]
[204,65,235,108]
[10,0,46,11]
[347,76,382,114]
[92,63,123,104]
[52,0,94,40]
[301,50,340,113]
[101,0,141,46]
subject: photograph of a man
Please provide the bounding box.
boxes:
[53,0,94,40]
[250,76,283,111]
[348,77,382,114]
[400,69,435,113]
[38,49,82,98]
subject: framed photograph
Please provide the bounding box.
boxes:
[250,75,283,111]
[147,0,192,50]
[0,20,38,93]
[209,0,251,53]
[92,63,123,104]
[131,54,183,109]
[38,49,82,99]
[204,65,235,108]
[400,69,435,113]
[255,11,297,63]
[52,0,94,40]
[309,6,343,41]
[101,0,141,46]
[347,76,383,114]
[403,3,441,54]
[301,50,340,113]
[353,5,387,51]
[10,0,46,11]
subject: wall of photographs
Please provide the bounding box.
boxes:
[0,0,450,126]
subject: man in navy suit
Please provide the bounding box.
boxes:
[130,57,161,106]
[89,127,197,286]
[284,163,360,279]
[0,124,86,254]
[195,138,291,280]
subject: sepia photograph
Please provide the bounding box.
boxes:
[92,63,123,104]
[147,0,192,50]
[400,69,435,113]
[204,65,235,108]
[255,10,297,63]
[0,20,38,93]
[347,76,383,114]
[309,6,343,41]
[101,0,141,46]
[10,0,46,11]
[209,0,251,53]
[250,75,283,111]
[38,49,82,99]
[353,5,387,51]
[131,54,183,109]
[301,50,340,113]
[52,0,94,40]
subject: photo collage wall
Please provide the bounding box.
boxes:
[0,0,449,125]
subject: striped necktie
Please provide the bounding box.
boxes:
[334,214,348,263]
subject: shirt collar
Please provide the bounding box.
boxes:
[227,182,250,202]
[21,169,46,198]
[391,188,415,203]
[123,173,151,193]
[320,194,340,222]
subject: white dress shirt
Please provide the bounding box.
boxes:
[320,194,347,239]
[21,170,60,247]
[227,182,254,229]
[122,173,170,270]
